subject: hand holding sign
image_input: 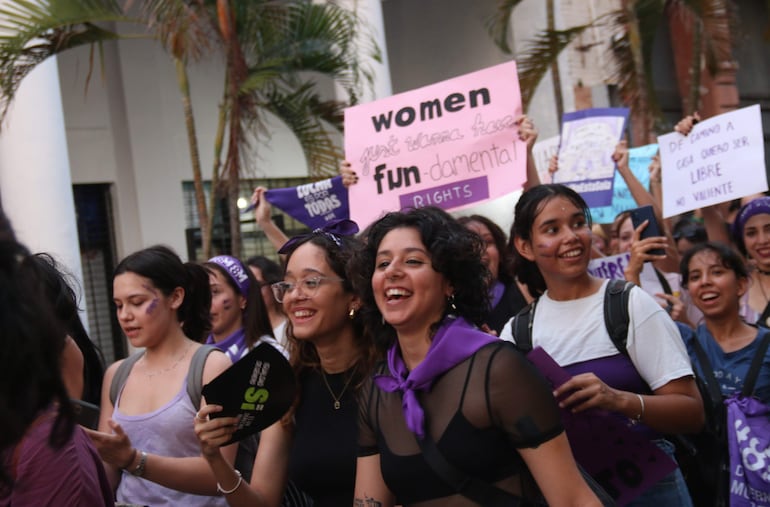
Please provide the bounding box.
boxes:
[201,343,296,446]
[659,105,767,217]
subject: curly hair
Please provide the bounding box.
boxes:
[279,232,378,389]
[351,206,491,350]
[509,184,591,297]
[457,214,515,284]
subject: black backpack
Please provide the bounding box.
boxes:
[511,279,634,355]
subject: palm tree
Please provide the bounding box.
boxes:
[0,0,376,258]
[202,0,375,256]
[487,0,734,144]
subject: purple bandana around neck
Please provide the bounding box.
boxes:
[373,316,498,439]
[490,280,505,309]
[208,255,250,297]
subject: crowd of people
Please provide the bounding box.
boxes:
[1,109,769,507]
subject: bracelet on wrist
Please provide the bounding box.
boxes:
[629,394,645,425]
[130,450,147,477]
[217,469,243,495]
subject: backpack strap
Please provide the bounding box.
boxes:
[109,345,219,409]
[741,330,770,397]
[690,337,723,409]
[603,279,633,356]
[652,267,673,295]
[510,300,537,354]
[187,345,219,409]
[109,351,145,406]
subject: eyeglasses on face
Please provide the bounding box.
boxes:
[270,275,344,303]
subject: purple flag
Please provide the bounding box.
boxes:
[263,176,350,230]
[726,396,770,506]
[527,347,676,506]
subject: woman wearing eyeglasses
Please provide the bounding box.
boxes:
[194,221,379,507]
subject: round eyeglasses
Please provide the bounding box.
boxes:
[271,275,344,303]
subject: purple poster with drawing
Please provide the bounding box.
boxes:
[555,108,629,208]
[263,176,350,230]
[527,347,676,506]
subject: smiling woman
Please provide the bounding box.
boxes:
[349,206,603,507]
[193,220,380,507]
[501,184,704,507]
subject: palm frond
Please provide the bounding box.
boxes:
[135,0,217,61]
[0,0,127,123]
[485,0,526,54]
[516,24,594,109]
[673,0,734,75]
[260,83,343,178]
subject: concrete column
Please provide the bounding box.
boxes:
[0,56,86,305]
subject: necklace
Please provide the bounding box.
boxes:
[320,365,357,410]
[757,266,770,276]
[142,343,191,379]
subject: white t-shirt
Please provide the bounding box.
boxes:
[499,279,693,390]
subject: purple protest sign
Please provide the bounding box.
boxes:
[527,347,676,506]
[588,252,632,280]
[263,176,349,230]
[555,108,629,208]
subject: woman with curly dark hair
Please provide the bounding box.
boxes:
[0,212,112,505]
[351,206,601,507]
[194,220,379,507]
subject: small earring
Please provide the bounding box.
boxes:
[448,294,457,312]
[349,307,356,320]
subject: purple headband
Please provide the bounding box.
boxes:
[278,219,359,254]
[208,255,250,298]
[732,196,770,245]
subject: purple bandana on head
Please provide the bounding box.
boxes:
[732,196,770,245]
[278,219,359,254]
[208,255,250,297]
[373,316,498,440]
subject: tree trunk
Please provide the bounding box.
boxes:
[205,91,228,259]
[546,0,564,120]
[624,1,653,145]
[175,57,208,260]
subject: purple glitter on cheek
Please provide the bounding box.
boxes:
[146,298,159,315]
[221,299,232,311]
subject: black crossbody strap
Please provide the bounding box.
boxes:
[690,337,722,407]
[742,330,770,397]
[416,432,520,507]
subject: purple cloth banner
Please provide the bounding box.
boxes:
[264,176,350,230]
[727,395,770,506]
[527,347,676,506]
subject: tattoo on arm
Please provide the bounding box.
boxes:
[354,495,383,507]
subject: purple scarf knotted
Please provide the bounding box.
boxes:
[373,316,498,439]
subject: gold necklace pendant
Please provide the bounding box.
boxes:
[320,365,357,410]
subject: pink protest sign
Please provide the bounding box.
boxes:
[344,61,526,228]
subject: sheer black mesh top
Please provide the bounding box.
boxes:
[358,341,564,506]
